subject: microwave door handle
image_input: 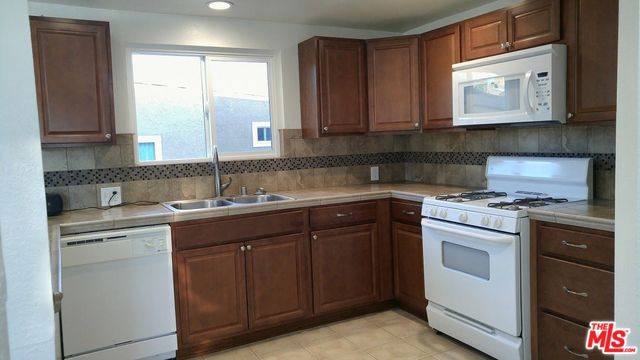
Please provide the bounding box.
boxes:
[423,221,514,244]
[524,70,536,114]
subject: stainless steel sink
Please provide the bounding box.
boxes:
[163,199,234,211]
[162,194,294,212]
[225,194,294,204]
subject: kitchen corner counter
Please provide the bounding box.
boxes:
[527,199,615,232]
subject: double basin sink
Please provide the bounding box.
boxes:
[163,194,294,212]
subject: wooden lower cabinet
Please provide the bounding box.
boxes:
[392,222,427,317]
[246,234,311,329]
[175,243,248,346]
[311,223,379,314]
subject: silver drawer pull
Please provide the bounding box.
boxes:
[336,212,352,217]
[563,286,588,298]
[562,240,588,249]
[401,210,416,215]
[563,345,589,358]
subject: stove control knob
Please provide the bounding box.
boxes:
[429,208,437,217]
[439,209,447,218]
[494,218,503,228]
[481,216,490,226]
[459,212,468,223]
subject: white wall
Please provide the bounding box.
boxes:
[403,0,521,34]
[28,2,398,132]
[615,0,640,357]
[0,0,56,358]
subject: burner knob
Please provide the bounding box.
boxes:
[439,209,447,218]
[494,218,503,228]
[429,208,437,217]
[459,213,468,223]
[481,216,490,226]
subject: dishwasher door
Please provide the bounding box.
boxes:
[60,225,176,359]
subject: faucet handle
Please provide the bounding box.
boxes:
[240,186,248,196]
[255,187,267,195]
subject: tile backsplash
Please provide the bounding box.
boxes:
[43,124,616,210]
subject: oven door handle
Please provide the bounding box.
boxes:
[423,222,514,244]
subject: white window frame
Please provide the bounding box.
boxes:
[137,135,164,161]
[126,45,283,166]
[251,121,272,148]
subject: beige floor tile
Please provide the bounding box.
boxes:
[367,310,408,325]
[403,331,459,356]
[345,327,398,349]
[328,316,379,335]
[431,347,492,360]
[248,335,302,357]
[326,351,378,360]
[289,325,338,347]
[304,337,361,358]
[258,347,318,360]
[379,317,429,338]
[366,339,426,360]
[200,346,258,360]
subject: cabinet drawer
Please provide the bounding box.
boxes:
[391,201,422,226]
[310,201,377,229]
[539,256,613,323]
[173,210,305,250]
[539,312,611,360]
[539,224,614,268]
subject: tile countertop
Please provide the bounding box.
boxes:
[527,199,615,233]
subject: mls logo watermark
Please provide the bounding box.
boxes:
[586,321,638,354]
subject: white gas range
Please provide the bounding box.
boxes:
[421,156,593,360]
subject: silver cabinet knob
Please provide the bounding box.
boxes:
[312,234,318,240]
[500,42,506,49]
[246,245,252,251]
[105,133,112,140]
[414,122,419,128]
[567,112,574,119]
[505,42,511,48]
[323,126,329,132]
[240,245,246,252]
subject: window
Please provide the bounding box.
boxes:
[130,50,278,164]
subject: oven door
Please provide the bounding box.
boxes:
[422,218,521,336]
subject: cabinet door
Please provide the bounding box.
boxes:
[30,17,115,145]
[462,10,508,60]
[245,234,311,329]
[392,222,427,317]
[367,37,420,132]
[564,0,618,123]
[507,0,560,51]
[311,224,379,314]
[175,243,248,346]
[421,24,460,130]
[318,39,368,135]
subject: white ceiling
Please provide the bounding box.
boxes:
[30,0,495,32]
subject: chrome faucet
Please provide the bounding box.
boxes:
[212,146,232,197]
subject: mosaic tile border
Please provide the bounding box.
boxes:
[44,152,615,187]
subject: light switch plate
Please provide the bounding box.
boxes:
[370,166,379,181]
[100,186,122,207]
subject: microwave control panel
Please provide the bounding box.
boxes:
[534,71,551,112]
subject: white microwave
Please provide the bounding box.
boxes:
[452,44,566,127]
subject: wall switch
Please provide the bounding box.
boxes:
[370,166,379,181]
[100,186,122,207]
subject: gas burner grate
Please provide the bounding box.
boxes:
[488,197,569,210]
[435,191,508,202]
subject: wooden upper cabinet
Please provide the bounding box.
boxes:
[175,243,248,347]
[508,0,561,51]
[311,223,379,314]
[298,37,368,138]
[462,10,508,60]
[421,24,461,130]
[366,36,420,132]
[563,0,618,123]
[462,0,560,60]
[245,234,311,329]
[30,17,115,145]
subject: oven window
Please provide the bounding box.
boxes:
[442,242,490,280]
[464,77,520,114]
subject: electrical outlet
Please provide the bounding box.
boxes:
[100,186,122,207]
[370,166,379,181]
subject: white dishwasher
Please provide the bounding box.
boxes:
[60,225,177,360]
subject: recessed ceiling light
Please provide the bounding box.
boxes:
[207,1,233,10]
